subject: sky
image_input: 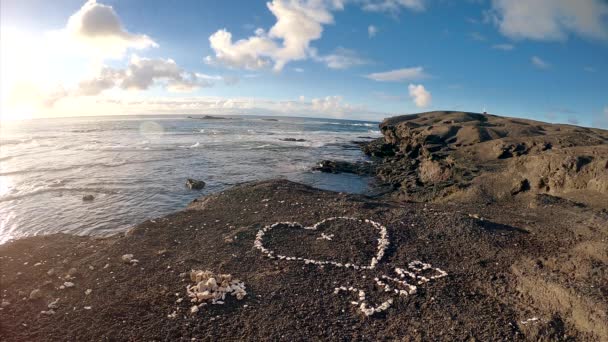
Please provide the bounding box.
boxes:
[1,0,607,127]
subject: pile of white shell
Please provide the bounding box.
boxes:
[254,217,448,317]
[186,270,246,314]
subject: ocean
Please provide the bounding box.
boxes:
[0,115,381,243]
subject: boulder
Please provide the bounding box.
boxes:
[82,194,94,201]
[313,160,374,175]
[186,178,206,190]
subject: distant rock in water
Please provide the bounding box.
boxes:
[82,194,94,201]
[280,138,306,142]
[188,115,227,120]
[186,178,206,190]
[263,118,279,122]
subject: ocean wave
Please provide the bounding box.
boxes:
[0,186,120,203]
[0,155,190,176]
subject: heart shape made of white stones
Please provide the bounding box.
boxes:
[253,216,447,316]
[253,217,389,270]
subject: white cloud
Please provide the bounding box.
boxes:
[492,43,515,50]
[361,0,426,14]
[205,0,339,71]
[52,0,157,59]
[75,55,215,95]
[365,67,428,81]
[489,0,608,41]
[408,83,431,108]
[27,94,385,121]
[368,25,378,38]
[293,67,305,72]
[531,56,551,69]
[314,47,367,69]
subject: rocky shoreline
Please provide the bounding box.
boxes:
[1,111,607,341]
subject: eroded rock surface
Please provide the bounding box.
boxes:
[364,111,608,206]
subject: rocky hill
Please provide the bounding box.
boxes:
[364,111,608,207]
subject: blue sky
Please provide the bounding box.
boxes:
[1,0,607,127]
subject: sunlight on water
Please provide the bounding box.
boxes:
[0,115,381,243]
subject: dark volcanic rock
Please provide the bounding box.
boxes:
[312,160,374,175]
[82,194,94,201]
[188,115,227,120]
[280,138,306,142]
[186,178,206,190]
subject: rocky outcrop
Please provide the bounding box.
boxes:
[280,138,307,142]
[364,111,608,206]
[313,160,375,175]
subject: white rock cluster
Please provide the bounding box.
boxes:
[395,260,448,285]
[317,233,334,241]
[185,270,246,314]
[254,217,389,270]
[121,254,139,265]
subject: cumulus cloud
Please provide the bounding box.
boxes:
[408,83,431,108]
[75,55,215,95]
[53,0,157,59]
[205,0,340,71]
[311,95,357,115]
[531,56,551,69]
[365,67,428,81]
[314,47,367,69]
[368,25,378,38]
[64,57,237,104]
[492,43,514,50]
[488,0,608,41]
[361,0,426,14]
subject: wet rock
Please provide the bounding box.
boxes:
[82,194,95,201]
[280,138,306,142]
[186,178,206,190]
[361,138,395,157]
[313,160,374,175]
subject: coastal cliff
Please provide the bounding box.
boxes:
[1,112,607,341]
[365,111,608,207]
